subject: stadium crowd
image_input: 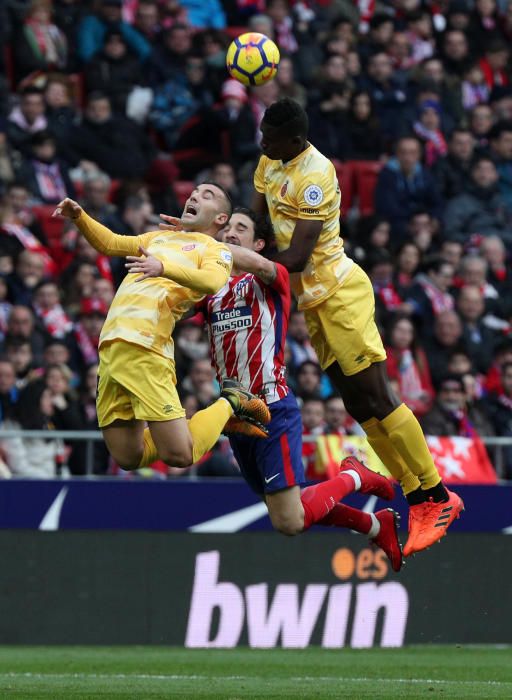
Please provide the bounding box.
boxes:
[0,0,511,480]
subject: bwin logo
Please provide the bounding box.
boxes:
[185,550,409,649]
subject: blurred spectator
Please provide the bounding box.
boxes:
[7,250,47,307]
[0,125,16,190]
[483,361,512,477]
[149,54,214,150]
[480,235,512,295]
[468,0,505,52]
[294,360,331,401]
[456,284,499,373]
[375,137,443,242]
[366,249,410,321]
[43,338,72,369]
[0,359,20,423]
[406,255,455,335]
[394,241,422,297]
[444,156,512,248]
[286,310,318,372]
[432,127,476,200]
[174,318,209,380]
[275,55,307,108]
[79,173,116,222]
[180,357,217,407]
[345,90,384,161]
[385,314,434,417]
[441,29,471,80]
[91,277,115,307]
[207,79,259,167]
[358,52,408,142]
[301,397,325,478]
[68,93,156,179]
[44,362,87,474]
[6,87,48,157]
[77,0,151,64]
[53,0,86,54]
[60,260,97,314]
[0,182,51,261]
[2,379,64,478]
[43,74,78,159]
[423,310,464,385]
[461,63,490,110]
[421,373,494,438]
[353,215,391,262]
[439,239,464,268]
[413,99,447,167]
[323,395,362,436]
[489,120,512,210]
[4,336,39,389]
[84,29,146,114]
[79,361,110,474]
[478,40,509,91]
[69,297,107,374]
[32,279,73,339]
[469,103,494,148]
[18,130,75,204]
[134,0,161,44]
[147,24,192,86]
[3,304,46,363]
[13,0,67,84]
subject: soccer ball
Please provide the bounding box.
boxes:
[226,32,280,87]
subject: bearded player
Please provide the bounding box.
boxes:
[252,98,463,556]
[52,186,270,472]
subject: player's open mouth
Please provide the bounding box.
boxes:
[185,205,197,215]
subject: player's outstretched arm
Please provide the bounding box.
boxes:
[271,219,323,272]
[53,198,144,257]
[226,244,277,285]
[125,245,232,294]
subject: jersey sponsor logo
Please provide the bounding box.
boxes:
[304,184,324,206]
[280,181,288,197]
[300,207,320,215]
[211,306,252,334]
[182,244,197,252]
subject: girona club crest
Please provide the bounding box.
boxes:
[280,181,288,197]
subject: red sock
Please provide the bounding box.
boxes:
[300,473,358,530]
[319,503,372,534]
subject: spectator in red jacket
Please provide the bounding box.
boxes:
[385,314,434,418]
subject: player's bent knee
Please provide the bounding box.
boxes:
[160,448,193,469]
[114,452,144,471]
[271,513,304,537]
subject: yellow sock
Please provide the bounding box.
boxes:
[189,398,233,463]
[380,404,441,490]
[138,428,159,468]
[361,417,421,495]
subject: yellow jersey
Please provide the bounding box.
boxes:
[254,143,353,309]
[75,211,232,359]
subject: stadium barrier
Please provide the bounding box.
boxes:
[0,530,511,646]
[0,429,510,478]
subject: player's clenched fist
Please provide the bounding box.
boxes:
[52,197,82,220]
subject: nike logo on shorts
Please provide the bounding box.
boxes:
[265,473,280,484]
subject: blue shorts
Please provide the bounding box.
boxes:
[229,392,305,495]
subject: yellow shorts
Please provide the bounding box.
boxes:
[304,263,386,376]
[97,340,185,428]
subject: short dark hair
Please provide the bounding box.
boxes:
[232,206,275,252]
[262,98,309,138]
[200,180,233,218]
[421,254,453,275]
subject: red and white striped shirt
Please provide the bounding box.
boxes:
[201,263,291,404]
